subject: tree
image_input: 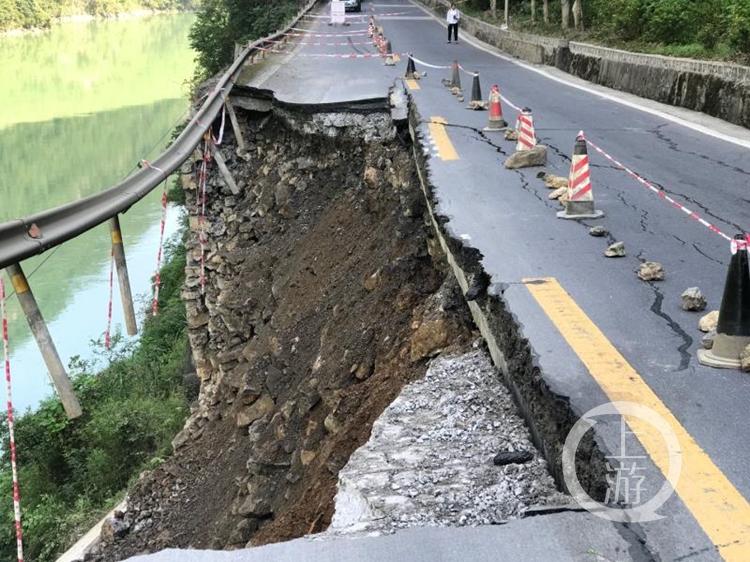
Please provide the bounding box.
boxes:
[504,0,509,25]
[572,0,583,30]
[531,0,536,23]
[543,0,549,24]
[490,0,496,19]
[561,0,570,29]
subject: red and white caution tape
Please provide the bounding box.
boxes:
[731,234,750,254]
[288,27,368,36]
[271,38,374,46]
[458,63,478,77]
[151,183,168,316]
[257,46,398,58]
[410,55,452,70]
[1,278,24,562]
[582,134,735,244]
[104,249,114,350]
[212,105,226,146]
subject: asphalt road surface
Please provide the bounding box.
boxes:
[241,2,750,560]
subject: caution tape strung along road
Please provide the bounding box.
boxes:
[495,90,741,246]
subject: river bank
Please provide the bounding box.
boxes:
[0,223,191,561]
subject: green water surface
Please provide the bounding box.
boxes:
[0,13,195,412]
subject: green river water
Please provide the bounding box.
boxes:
[0,13,195,413]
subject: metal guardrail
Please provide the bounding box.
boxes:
[0,0,319,419]
[0,0,317,271]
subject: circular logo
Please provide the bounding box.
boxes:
[562,401,681,523]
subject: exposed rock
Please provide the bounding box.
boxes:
[493,450,534,466]
[100,516,130,543]
[363,166,379,188]
[504,128,519,141]
[548,186,567,200]
[237,495,272,518]
[589,226,608,237]
[236,394,274,427]
[741,344,750,372]
[536,172,568,189]
[504,145,547,169]
[699,310,720,332]
[228,518,259,546]
[410,317,451,361]
[637,261,665,281]
[363,269,382,291]
[681,287,707,311]
[605,241,626,257]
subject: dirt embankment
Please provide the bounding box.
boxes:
[85,102,476,560]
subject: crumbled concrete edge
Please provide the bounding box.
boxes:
[325,350,567,536]
[405,98,610,501]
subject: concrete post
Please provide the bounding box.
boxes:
[224,100,247,154]
[109,216,137,336]
[210,144,240,195]
[6,263,82,419]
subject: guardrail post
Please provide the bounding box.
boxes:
[224,100,247,154]
[5,263,82,419]
[210,144,240,195]
[109,216,137,336]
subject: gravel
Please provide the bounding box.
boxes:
[325,350,567,536]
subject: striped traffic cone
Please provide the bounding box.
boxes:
[557,131,604,219]
[484,85,507,130]
[698,234,750,369]
[516,108,537,151]
[466,73,487,110]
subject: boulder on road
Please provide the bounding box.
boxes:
[637,261,665,281]
[605,241,626,258]
[681,287,707,311]
[699,310,719,332]
[504,146,547,169]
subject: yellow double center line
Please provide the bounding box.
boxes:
[526,277,750,560]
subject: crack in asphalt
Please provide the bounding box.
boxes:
[691,242,726,266]
[652,123,750,178]
[648,285,693,371]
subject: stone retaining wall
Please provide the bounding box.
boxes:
[415,0,750,128]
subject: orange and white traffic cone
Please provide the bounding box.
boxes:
[516,108,537,151]
[557,131,604,219]
[484,85,507,130]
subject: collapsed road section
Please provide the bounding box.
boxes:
[78,82,627,561]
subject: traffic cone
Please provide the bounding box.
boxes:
[698,235,750,369]
[516,108,537,151]
[484,85,507,130]
[384,39,396,66]
[557,131,604,219]
[466,73,487,110]
[445,60,461,95]
[405,55,418,79]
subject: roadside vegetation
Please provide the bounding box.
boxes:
[0,0,197,32]
[189,0,305,77]
[0,231,190,561]
[467,0,750,62]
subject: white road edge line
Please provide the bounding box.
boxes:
[409,0,750,151]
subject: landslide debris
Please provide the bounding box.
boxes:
[85,104,476,560]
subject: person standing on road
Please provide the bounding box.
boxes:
[447,3,461,43]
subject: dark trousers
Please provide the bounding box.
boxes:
[448,23,458,41]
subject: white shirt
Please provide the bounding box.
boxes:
[447,8,460,24]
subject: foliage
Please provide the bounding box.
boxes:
[0,232,190,561]
[486,0,750,61]
[189,0,303,77]
[0,0,197,31]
